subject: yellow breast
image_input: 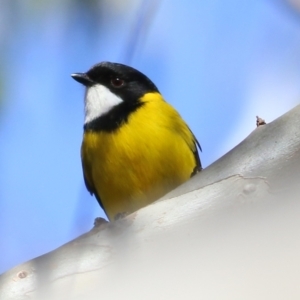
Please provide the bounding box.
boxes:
[81,93,197,220]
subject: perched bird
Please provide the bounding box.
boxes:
[72,62,201,221]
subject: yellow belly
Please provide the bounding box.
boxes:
[81,93,197,220]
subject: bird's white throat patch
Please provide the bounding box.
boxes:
[84,84,123,124]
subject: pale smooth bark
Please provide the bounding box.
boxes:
[1,105,300,300]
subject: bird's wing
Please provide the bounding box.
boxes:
[172,115,202,176]
[191,134,202,176]
[171,112,202,177]
[81,147,107,213]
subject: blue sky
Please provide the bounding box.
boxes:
[1,0,300,274]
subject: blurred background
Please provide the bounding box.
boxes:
[1,0,300,274]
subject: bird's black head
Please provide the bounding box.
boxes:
[71,62,160,131]
[72,62,159,102]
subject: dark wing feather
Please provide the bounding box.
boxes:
[81,148,108,216]
[189,128,202,177]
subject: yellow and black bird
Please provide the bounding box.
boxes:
[71,62,201,221]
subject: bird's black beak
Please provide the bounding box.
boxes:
[71,73,94,86]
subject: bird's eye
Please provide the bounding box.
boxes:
[111,77,124,88]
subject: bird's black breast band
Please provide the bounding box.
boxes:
[84,101,144,132]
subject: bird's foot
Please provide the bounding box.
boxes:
[114,212,129,221]
[94,217,108,227]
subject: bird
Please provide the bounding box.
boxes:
[71,62,202,221]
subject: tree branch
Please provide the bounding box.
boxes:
[1,105,300,300]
